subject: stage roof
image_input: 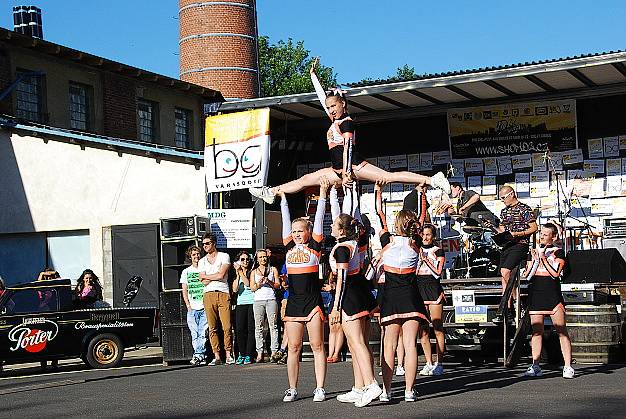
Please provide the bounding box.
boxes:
[218,50,626,122]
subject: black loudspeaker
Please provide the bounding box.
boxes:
[160,291,194,362]
[160,215,208,239]
[563,249,626,283]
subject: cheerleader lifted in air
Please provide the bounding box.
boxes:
[249,59,451,204]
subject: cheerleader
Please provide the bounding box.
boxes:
[279,178,330,402]
[375,181,428,402]
[249,60,450,205]
[524,223,574,379]
[329,213,380,407]
[416,224,446,376]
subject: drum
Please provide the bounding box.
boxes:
[468,245,501,277]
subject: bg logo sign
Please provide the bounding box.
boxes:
[210,138,262,180]
[8,319,59,352]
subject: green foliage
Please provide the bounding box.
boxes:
[258,36,337,97]
[395,64,417,80]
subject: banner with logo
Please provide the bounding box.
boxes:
[205,108,270,192]
[448,99,577,158]
[208,208,254,248]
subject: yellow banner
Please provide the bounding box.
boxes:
[205,108,270,146]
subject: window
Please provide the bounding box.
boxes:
[174,108,192,148]
[15,71,44,122]
[69,82,91,131]
[137,99,157,142]
[6,288,58,314]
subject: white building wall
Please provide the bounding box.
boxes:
[0,131,207,294]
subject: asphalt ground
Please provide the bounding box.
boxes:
[1,349,625,418]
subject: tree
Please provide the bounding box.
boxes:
[258,36,337,97]
[395,64,417,80]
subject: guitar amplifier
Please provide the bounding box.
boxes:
[561,283,608,304]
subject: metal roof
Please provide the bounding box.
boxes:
[218,50,626,121]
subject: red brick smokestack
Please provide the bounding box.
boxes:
[179,0,260,99]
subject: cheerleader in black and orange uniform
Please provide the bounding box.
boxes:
[416,224,446,377]
[329,213,380,408]
[249,60,450,205]
[279,178,330,403]
[374,181,428,402]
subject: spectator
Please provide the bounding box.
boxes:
[199,233,235,366]
[232,251,255,365]
[36,268,60,370]
[180,245,207,365]
[250,249,281,363]
[74,269,104,309]
[275,263,289,364]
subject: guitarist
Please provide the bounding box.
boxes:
[485,186,537,312]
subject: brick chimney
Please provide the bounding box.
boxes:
[179,0,260,99]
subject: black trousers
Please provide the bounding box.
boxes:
[235,304,256,357]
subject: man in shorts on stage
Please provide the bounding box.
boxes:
[487,186,537,317]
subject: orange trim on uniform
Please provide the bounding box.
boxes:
[347,268,361,275]
[335,262,350,269]
[424,292,446,305]
[286,266,319,275]
[381,311,429,324]
[384,266,416,275]
[529,303,566,316]
[342,309,373,322]
[312,233,323,243]
[284,306,325,323]
[283,235,293,246]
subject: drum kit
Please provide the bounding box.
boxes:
[447,215,501,278]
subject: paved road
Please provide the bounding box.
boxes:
[1,353,625,418]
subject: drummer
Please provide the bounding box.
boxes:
[447,182,495,223]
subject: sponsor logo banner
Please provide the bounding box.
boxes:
[205,108,270,192]
[448,100,577,158]
[8,319,58,352]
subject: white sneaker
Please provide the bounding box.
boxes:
[431,363,444,376]
[419,363,434,376]
[190,356,201,366]
[395,365,405,376]
[379,391,390,402]
[524,364,543,377]
[431,172,451,194]
[283,388,298,402]
[337,387,363,403]
[562,366,575,379]
[249,186,275,204]
[404,389,418,402]
[354,381,383,408]
[313,387,326,402]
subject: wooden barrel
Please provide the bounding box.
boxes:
[566,304,622,364]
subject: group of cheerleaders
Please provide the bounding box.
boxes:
[259,61,452,406]
[279,176,446,406]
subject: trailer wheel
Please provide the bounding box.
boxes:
[85,334,124,369]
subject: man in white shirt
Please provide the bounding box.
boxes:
[199,233,234,365]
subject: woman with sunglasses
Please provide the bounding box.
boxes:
[251,249,281,363]
[232,251,255,365]
[279,177,330,403]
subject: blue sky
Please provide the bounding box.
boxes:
[3,1,626,84]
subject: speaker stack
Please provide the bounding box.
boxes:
[160,215,209,290]
[160,290,195,364]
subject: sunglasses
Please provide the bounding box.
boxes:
[499,191,513,200]
[202,241,214,246]
[239,257,250,261]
